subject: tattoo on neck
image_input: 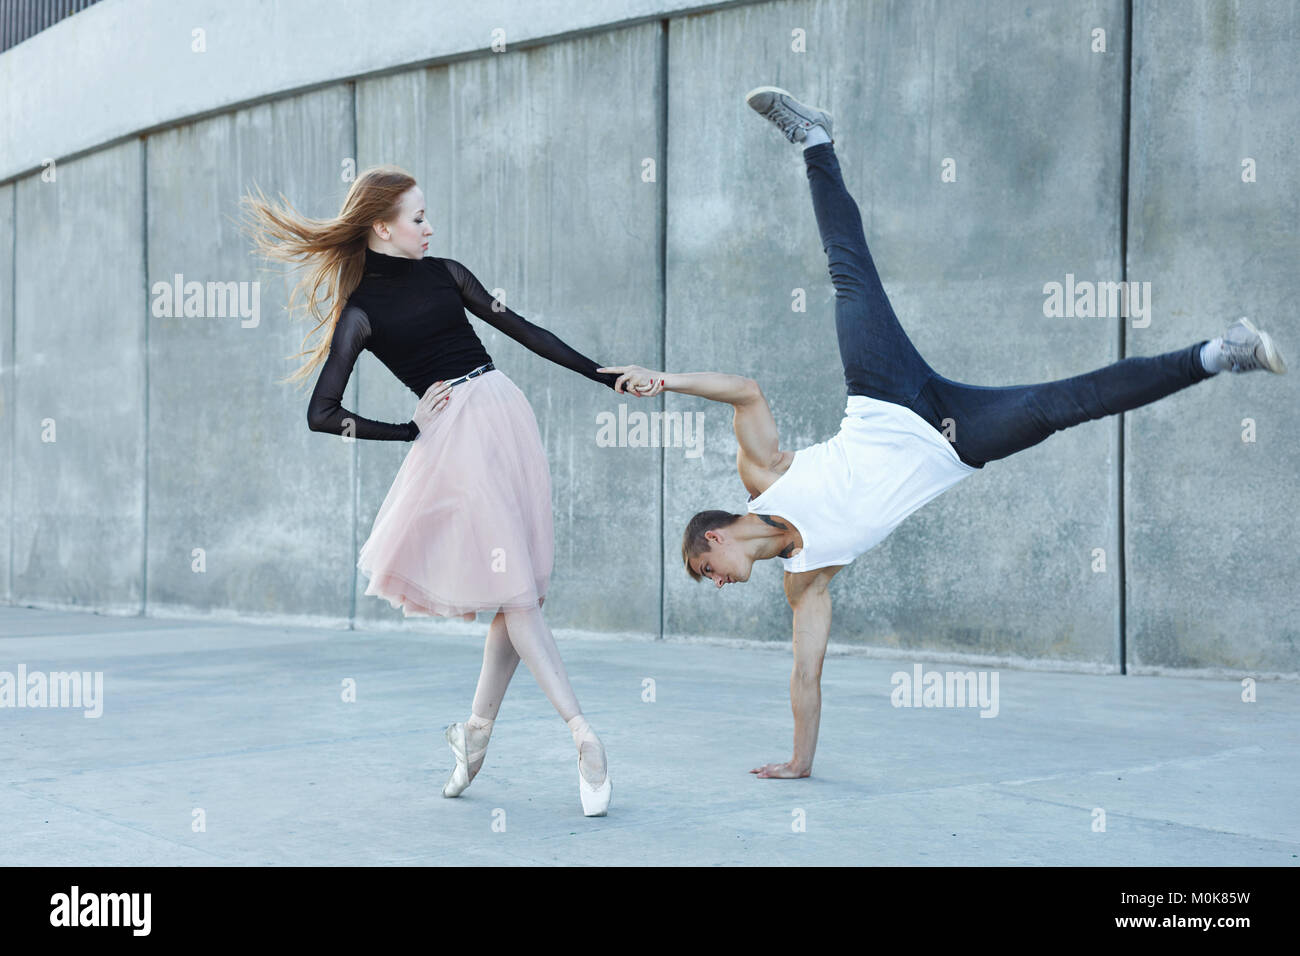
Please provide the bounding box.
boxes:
[757,514,794,557]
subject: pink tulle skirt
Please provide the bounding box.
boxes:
[357,369,553,619]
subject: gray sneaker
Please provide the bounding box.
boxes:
[1219,317,1287,374]
[745,86,834,144]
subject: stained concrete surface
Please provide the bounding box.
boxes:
[1,606,1294,866]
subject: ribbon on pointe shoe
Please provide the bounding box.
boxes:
[442,716,493,798]
[566,714,612,816]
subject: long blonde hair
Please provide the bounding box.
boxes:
[238,165,417,387]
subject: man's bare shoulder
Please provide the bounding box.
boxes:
[738,448,795,498]
[783,564,845,605]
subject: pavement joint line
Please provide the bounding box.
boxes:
[4,784,234,863]
[4,730,453,777]
[994,744,1269,785]
[980,787,1300,848]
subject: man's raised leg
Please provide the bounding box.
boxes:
[802,141,934,403]
[746,87,934,403]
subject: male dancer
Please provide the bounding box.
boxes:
[601,87,1287,780]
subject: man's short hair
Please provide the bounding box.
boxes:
[682,510,742,582]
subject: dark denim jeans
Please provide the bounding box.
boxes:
[801,142,1215,469]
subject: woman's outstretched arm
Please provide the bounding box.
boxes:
[307,304,420,441]
[438,257,619,390]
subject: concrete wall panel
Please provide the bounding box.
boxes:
[1126,0,1300,673]
[145,87,359,620]
[0,183,12,603]
[12,144,145,611]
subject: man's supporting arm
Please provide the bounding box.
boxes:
[752,574,834,778]
[790,583,832,772]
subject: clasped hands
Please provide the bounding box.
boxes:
[597,365,666,397]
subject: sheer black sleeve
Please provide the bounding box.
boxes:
[307,304,420,441]
[438,258,619,390]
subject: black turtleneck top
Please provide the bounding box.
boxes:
[307,247,620,440]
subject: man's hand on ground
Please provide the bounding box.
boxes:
[749,760,811,779]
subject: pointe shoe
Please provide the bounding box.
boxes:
[567,714,612,816]
[1219,317,1287,374]
[578,754,612,817]
[744,86,834,144]
[442,722,489,798]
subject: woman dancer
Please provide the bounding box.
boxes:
[240,166,612,815]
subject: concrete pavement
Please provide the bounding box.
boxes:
[1,606,1296,866]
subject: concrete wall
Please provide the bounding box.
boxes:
[1,183,11,605]
[0,0,1295,677]
[11,144,146,613]
[144,89,358,622]
[1125,0,1300,674]
[0,0,747,183]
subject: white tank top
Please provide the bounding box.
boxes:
[746,395,977,573]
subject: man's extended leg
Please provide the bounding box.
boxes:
[928,316,1287,467]
[802,141,935,404]
[922,341,1217,467]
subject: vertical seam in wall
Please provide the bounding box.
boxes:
[1117,0,1133,675]
[657,19,668,641]
[140,136,150,616]
[7,183,15,602]
[349,80,359,629]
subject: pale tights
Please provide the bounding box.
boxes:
[460,605,606,786]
